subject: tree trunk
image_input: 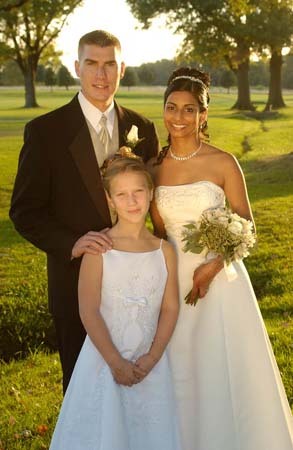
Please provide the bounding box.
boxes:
[232,59,254,110]
[265,50,286,111]
[22,59,39,108]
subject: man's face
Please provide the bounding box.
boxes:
[75,44,125,111]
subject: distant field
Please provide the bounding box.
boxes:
[0,87,292,449]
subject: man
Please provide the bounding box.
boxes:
[10,30,160,392]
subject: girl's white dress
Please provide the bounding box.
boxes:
[49,246,181,450]
[155,180,293,450]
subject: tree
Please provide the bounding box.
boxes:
[249,60,269,87]
[249,1,293,110]
[0,0,29,12]
[0,0,83,107]
[57,64,75,89]
[220,69,236,93]
[36,64,46,83]
[44,66,56,90]
[282,53,293,89]
[126,0,259,110]
[120,67,139,89]
[137,64,155,85]
[0,59,23,85]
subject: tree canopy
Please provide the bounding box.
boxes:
[126,0,293,110]
[0,0,29,12]
[0,0,83,107]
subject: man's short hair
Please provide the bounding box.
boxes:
[78,30,121,59]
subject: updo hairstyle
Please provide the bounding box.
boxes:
[155,67,211,165]
[164,66,210,112]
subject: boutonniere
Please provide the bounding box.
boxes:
[100,125,145,176]
[125,125,145,150]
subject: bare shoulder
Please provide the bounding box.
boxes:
[161,239,177,263]
[81,252,103,269]
[205,143,242,171]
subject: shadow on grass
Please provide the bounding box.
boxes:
[240,153,293,201]
[0,217,27,248]
[248,264,286,301]
[261,304,293,320]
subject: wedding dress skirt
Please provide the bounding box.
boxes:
[156,180,293,450]
[49,247,182,450]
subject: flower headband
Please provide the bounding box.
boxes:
[171,75,207,89]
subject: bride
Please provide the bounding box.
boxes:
[150,67,293,450]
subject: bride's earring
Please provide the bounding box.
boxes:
[199,120,207,132]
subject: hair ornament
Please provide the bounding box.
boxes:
[100,146,141,176]
[171,75,207,88]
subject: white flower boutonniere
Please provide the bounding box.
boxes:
[125,125,145,150]
[100,125,145,176]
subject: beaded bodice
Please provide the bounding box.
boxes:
[155,181,225,246]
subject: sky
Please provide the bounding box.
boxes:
[56,0,184,75]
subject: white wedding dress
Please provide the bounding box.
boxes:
[49,246,182,450]
[155,180,293,450]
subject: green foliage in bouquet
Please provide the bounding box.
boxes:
[181,208,256,306]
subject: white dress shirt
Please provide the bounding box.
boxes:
[78,91,115,137]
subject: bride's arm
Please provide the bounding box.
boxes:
[191,153,255,301]
[149,199,167,239]
[223,153,255,230]
[78,253,136,386]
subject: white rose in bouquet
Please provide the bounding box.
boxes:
[228,221,243,234]
[181,207,257,306]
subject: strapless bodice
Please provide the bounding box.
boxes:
[155,181,225,246]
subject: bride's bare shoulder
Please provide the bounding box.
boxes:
[204,144,244,182]
[204,143,239,165]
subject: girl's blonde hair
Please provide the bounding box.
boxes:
[102,157,153,195]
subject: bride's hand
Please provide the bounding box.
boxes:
[191,257,223,300]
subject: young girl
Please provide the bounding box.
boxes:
[49,157,182,450]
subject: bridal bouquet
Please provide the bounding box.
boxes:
[182,207,256,305]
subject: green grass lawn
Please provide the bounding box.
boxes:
[0,86,292,449]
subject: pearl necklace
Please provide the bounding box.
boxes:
[169,142,202,161]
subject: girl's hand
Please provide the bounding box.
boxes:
[110,357,137,386]
[133,353,158,382]
[188,257,223,304]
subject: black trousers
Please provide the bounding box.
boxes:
[53,312,86,394]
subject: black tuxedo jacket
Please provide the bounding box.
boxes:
[10,94,160,317]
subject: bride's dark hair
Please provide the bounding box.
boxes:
[164,67,210,111]
[156,67,210,165]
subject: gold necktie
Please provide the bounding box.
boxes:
[99,114,110,158]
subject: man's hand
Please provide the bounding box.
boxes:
[71,228,112,259]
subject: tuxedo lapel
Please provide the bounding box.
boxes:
[69,121,111,226]
[115,102,131,146]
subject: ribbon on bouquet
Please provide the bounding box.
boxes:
[224,260,238,282]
